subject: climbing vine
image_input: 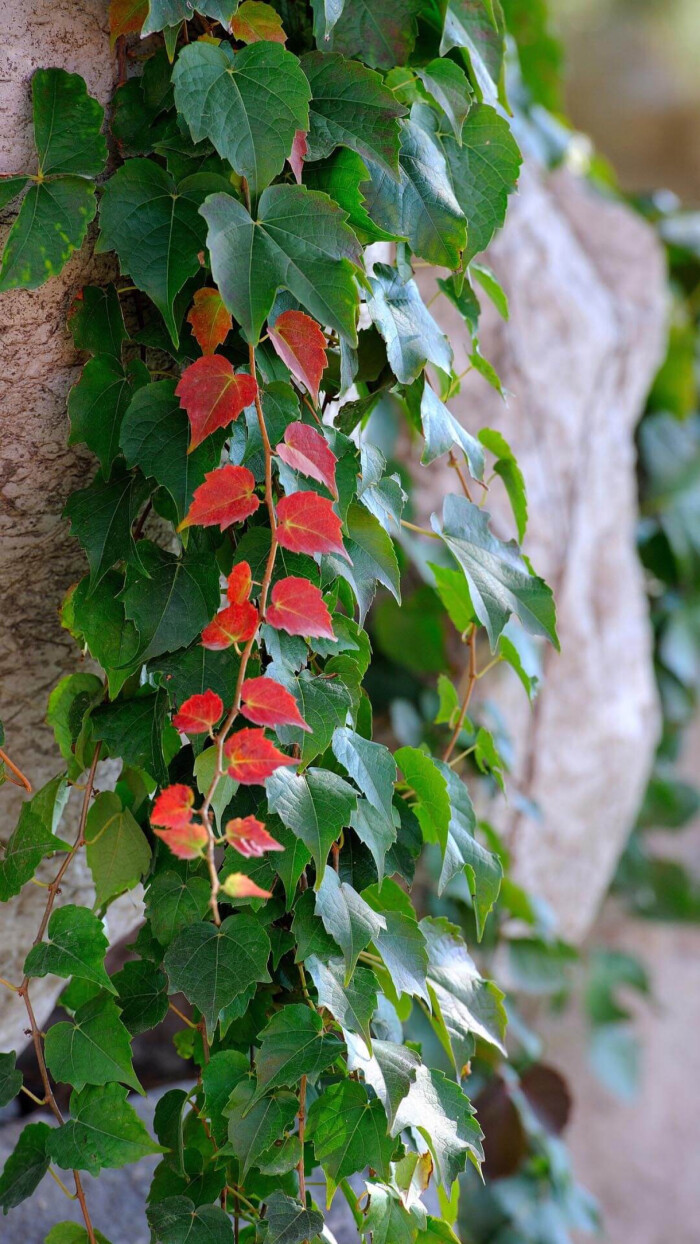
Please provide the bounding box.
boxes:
[0,4,563,1243]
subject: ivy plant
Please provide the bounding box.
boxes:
[0,3,560,1243]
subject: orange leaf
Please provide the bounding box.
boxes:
[266,576,335,640]
[240,675,311,732]
[227,561,252,604]
[176,356,258,452]
[201,602,259,650]
[275,491,348,559]
[151,784,195,829]
[220,872,272,899]
[109,0,147,45]
[223,728,296,784]
[179,464,259,531]
[173,690,224,734]
[268,310,327,402]
[231,0,286,43]
[187,287,233,355]
[276,423,337,497]
[224,815,284,858]
[289,129,308,184]
[154,822,209,861]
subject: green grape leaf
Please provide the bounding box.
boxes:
[0,776,69,902]
[266,765,358,884]
[367,263,452,384]
[0,1121,51,1212]
[325,502,401,624]
[68,356,149,480]
[71,573,141,699]
[147,1196,233,1244]
[91,690,170,785]
[222,1081,298,1176]
[306,955,377,1046]
[0,179,97,292]
[252,1003,343,1099]
[265,1191,324,1244]
[332,726,396,826]
[433,494,558,650]
[44,1226,113,1244]
[0,177,27,211]
[304,149,402,246]
[478,426,528,542]
[84,790,152,908]
[63,464,151,592]
[33,68,107,177]
[202,183,363,345]
[112,960,169,1035]
[275,672,352,768]
[173,40,310,199]
[319,0,422,70]
[307,1078,393,1189]
[23,904,115,993]
[291,889,337,961]
[409,374,484,478]
[421,916,507,1065]
[444,105,521,263]
[44,992,142,1093]
[440,0,505,102]
[97,161,214,346]
[395,746,451,854]
[142,0,238,36]
[47,673,103,781]
[68,283,128,358]
[373,910,430,1002]
[150,642,240,719]
[0,1052,22,1109]
[121,540,221,665]
[315,867,386,980]
[202,1049,249,1146]
[145,870,211,947]
[163,914,271,1036]
[392,1064,483,1187]
[434,761,502,935]
[345,1034,419,1129]
[430,562,474,632]
[302,51,404,175]
[417,59,473,141]
[48,1084,164,1175]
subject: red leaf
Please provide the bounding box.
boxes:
[223,728,296,784]
[109,0,148,45]
[187,287,233,355]
[154,822,209,861]
[240,676,311,732]
[266,576,335,640]
[176,356,258,452]
[151,784,195,829]
[231,0,286,43]
[268,311,327,403]
[224,815,284,857]
[201,602,259,650]
[275,491,348,559]
[173,690,224,734]
[220,872,272,899]
[276,423,337,497]
[179,464,259,532]
[289,129,308,184]
[227,561,252,604]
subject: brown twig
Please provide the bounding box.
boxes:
[448,449,473,502]
[442,626,478,762]
[0,746,32,793]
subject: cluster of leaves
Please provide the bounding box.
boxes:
[0,4,566,1244]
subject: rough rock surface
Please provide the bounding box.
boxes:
[414,163,667,943]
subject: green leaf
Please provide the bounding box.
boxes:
[0,178,97,292]
[307,955,377,1046]
[276,672,352,768]
[173,41,310,199]
[374,910,429,1002]
[84,790,151,908]
[47,673,103,780]
[315,867,385,980]
[471,262,509,318]
[142,0,238,37]
[121,540,221,665]
[478,426,527,542]
[23,904,115,993]
[68,355,149,479]
[48,1083,164,1175]
[435,674,460,725]
[265,1191,324,1244]
[44,1224,113,1244]
[421,916,507,1065]
[33,68,106,177]
[145,869,211,947]
[304,149,401,246]
[417,59,473,141]
[411,375,484,478]
[91,690,170,785]
[434,494,558,650]
[151,642,240,720]
[395,746,451,854]
[440,0,505,101]
[202,183,363,345]
[0,1052,22,1109]
[223,1081,297,1176]
[194,747,239,828]
[0,177,27,211]
[430,562,474,632]
[391,1064,483,1187]
[63,463,151,592]
[266,765,357,884]
[120,380,223,526]
[112,959,169,1035]
[252,1003,342,1099]
[68,283,128,358]
[345,1034,419,1129]
[202,1049,249,1146]
[364,1183,415,1244]
[0,776,69,902]
[44,992,142,1093]
[332,726,396,826]
[444,105,521,263]
[163,914,271,1036]
[434,762,501,936]
[319,0,422,70]
[97,161,213,346]
[0,1121,51,1212]
[291,889,337,961]
[367,264,452,384]
[147,1196,233,1244]
[307,1077,393,1189]
[71,573,141,699]
[325,502,401,624]
[302,51,404,176]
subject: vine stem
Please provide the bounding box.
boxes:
[442,625,478,763]
[0,746,32,792]
[297,1073,307,1216]
[197,338,278,924]
[17,741,102,1244]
